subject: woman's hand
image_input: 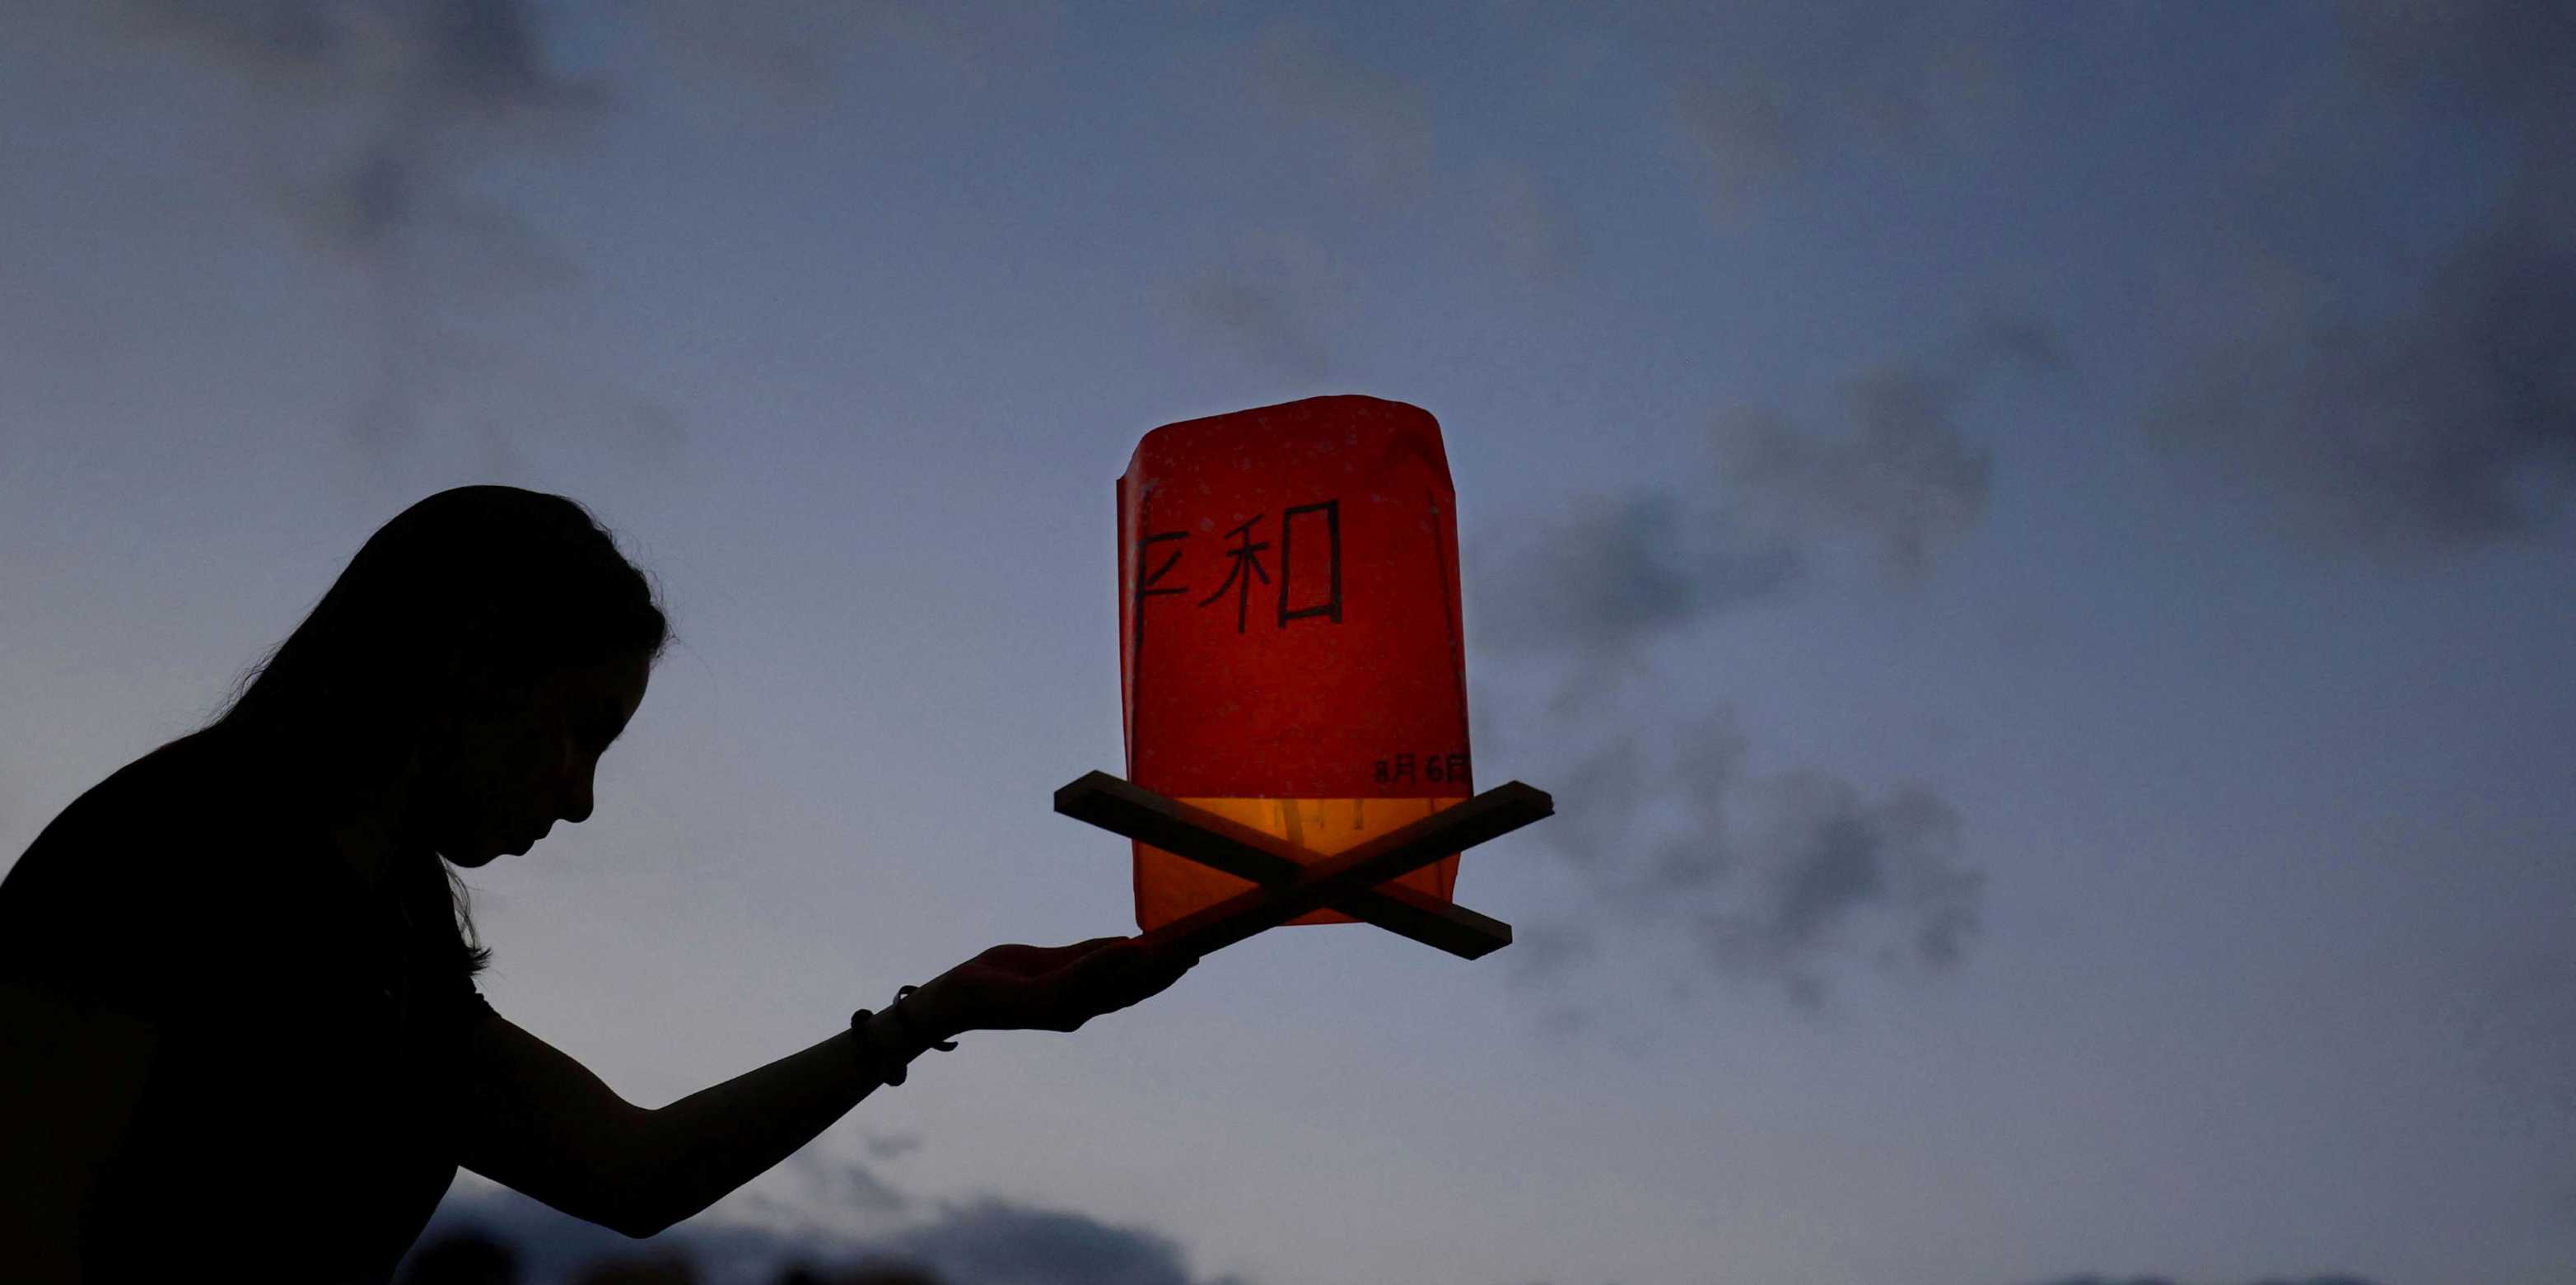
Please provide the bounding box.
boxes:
[905,937,1197,1040]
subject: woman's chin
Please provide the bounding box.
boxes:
[444,845,505,869]
[440,825,534,867]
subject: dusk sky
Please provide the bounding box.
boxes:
[5,3,2573,1284]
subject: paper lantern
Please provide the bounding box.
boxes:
[1116,395,1472,932]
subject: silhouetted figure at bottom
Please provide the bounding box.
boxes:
[1,486,1194,1283]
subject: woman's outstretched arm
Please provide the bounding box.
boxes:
[453,936,1194,1239]
[452,1009,884,1238]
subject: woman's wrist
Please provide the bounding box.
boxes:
[894,982,967,1044]
[859,1010,926,1063]
[847,984,963,1088]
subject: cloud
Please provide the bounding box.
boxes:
[73,0,699,470]
[1220,26,1578,290]
[1463,320,2043,1005]
[1236,20,1434,199]
[408,1188,832,1285]
[729,1150,915,1236]
[2149,219,2576,557]
[1692,763,1981,1005]
[1472,491,1802,657]
[121,1,590,297]
[621,0,1063,121]
[1500,920,1603,990]
[2145,0,2576,557]
[127,0,575,110]
[1479,161,1585,283]
[1182,232,1346,379]
[2336,0,2574,120]
[1671,74,1803,203]
[409,1166,1245,1285]
[1653,3,2009,213]
[1513,708,1980,1007]
[1712,367,1992,583]
[875,1199,1232,1285]
[818,1164,910,1217]
[1966,311,2070,376]
[1473,317,2044,657]
[861,1133,923,1161]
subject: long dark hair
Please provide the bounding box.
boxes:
[203,486,670,977]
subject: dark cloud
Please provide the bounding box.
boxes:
[128,0,587,226]
[1692,766,1980,1005]
[1650,3,2008,213]
[1472,492,1801,656]
[1481,161,1585,283]
[2336,0,2575,119]
[1213,21,1576,291]
[1500,921,1602,989]
[1236,20,1435,198]
[119,0,589,275]
[130,0,562,97]
[97,0,689,467]
[411,1174,1245,1285]
[1474,318,2042,657]
[877,1199,1235,1285]
[1712,367,1993,582]
[861,1133,923,1161]
[412,1185,842,1285]
[1514,709,1979,1007]
[1671,74,1803,202]
[1183,234,1343,379]
[1469,325,2033,1007]
[819,1164,909,1217]
[566,1250,705,1284]
[2150,219,2576,557]
[2147,0,2576,556]
[1186,277,1330,380]
[734,1152,913,1232]
[1966,311,2070,376]
[622,0,1063,118]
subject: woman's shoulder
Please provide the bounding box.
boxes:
[0,727,315,1008]
[9,727,282,874]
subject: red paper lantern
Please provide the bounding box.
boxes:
[1116,395,1472,932]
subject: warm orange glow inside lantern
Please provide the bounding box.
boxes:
[1117,395,1472,931]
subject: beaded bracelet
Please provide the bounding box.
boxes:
[848,985,959,1086]
[890,985,961,1052]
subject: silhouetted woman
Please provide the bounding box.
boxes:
[0,486,1193,1283]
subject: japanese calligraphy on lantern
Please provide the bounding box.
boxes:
[1117,395,1472,932]
[1135,501,1343,633]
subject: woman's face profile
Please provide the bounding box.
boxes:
[423,649,651,867]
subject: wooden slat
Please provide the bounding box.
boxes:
[1055,773,1551,962]
[1054,773,1518,958]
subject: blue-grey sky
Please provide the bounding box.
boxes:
[5,3,2572,1283]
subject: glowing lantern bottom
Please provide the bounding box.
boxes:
[1133,797,1464,931]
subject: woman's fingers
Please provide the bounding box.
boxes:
[932,937,1199,1034]
[970,937,1127,980]
[1062,941,1197,1014]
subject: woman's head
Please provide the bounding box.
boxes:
[211,485,669,865]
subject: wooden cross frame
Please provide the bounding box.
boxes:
[1054,772,1552,961]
